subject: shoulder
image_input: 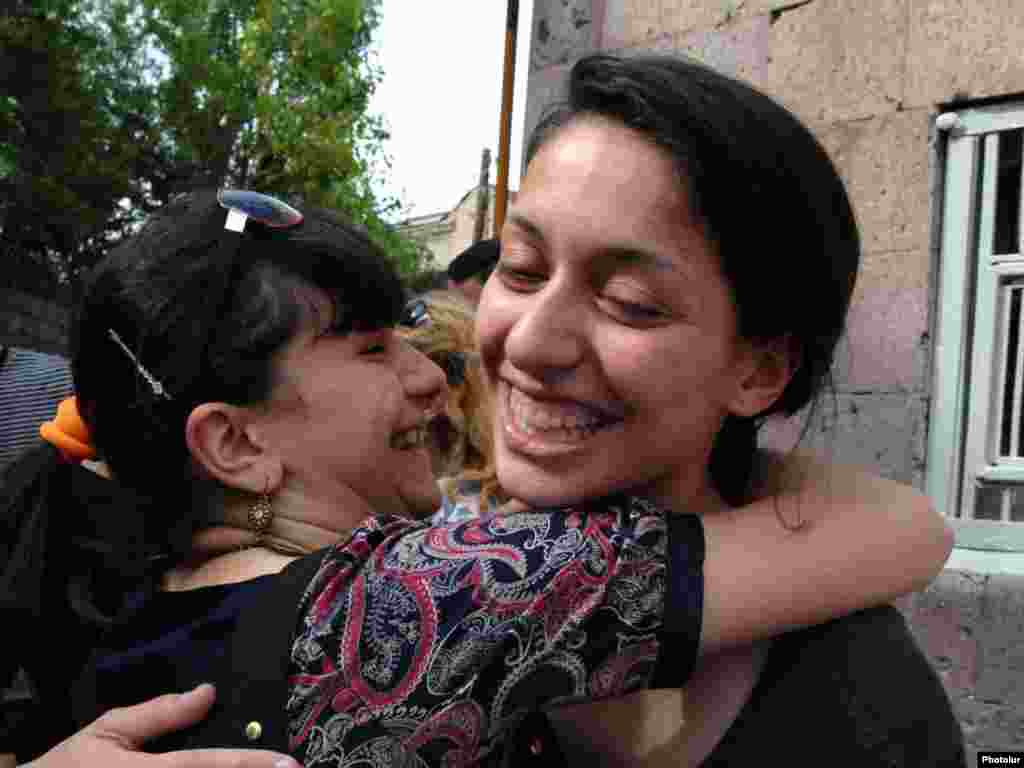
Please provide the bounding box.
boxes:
[729,606,965,766]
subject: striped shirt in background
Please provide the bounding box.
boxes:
[0,346,75,473]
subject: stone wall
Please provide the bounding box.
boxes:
[0,288,70,356]
[524,0,1024,760]
[899,573,1024,755]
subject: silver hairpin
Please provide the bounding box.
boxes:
[107,329,173,400]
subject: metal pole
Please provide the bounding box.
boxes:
[493,0,518,239]
[473,147,491,243]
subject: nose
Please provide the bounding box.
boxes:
[504,284,584,380]
[400,340,448,417]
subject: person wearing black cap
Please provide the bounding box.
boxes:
[446,238,499,305]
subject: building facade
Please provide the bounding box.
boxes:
[397,184,515,270]
[524,0,1024,757]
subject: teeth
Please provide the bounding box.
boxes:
[507,386,607,437]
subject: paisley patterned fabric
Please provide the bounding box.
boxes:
[287,496,696,767]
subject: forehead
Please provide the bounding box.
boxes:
[512,118,713,278]
[527,117,683,196]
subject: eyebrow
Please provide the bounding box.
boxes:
[506,211,546,245]
[506,211,678,273]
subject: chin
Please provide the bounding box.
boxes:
[497,462,621,510]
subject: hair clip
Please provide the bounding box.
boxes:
[108,329,173,400]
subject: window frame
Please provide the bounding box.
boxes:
[927,102,1024,554]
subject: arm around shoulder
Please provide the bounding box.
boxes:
[699,451,954,653]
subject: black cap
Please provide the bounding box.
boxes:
[447,239,500,283]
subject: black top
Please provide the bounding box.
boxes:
[81,577,276,743]
[1,449,172,760]
[3,473,705,766]
[702,605,965,767]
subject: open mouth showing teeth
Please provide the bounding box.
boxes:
[392,426,428,450]
[506,385,618,441]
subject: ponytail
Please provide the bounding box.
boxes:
[708,414,759,507]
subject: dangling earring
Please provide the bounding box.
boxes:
[248,477,274,539]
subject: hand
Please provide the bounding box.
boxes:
[22,684,299,768]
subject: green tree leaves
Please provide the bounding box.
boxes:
[1,0,426,297]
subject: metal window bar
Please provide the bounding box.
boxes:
[974,128,1024,523]
[960,132,999,520]
[999,285,1024,459]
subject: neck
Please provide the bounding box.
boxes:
[640,454,732,518]
[196,483,371,560]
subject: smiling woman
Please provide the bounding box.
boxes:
[2,64,957,767]
[474,53,964,765]
[483,116,756,509]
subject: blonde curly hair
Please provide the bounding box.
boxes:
[398,290,501,511]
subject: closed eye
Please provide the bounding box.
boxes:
[599,296,668,326]
[497,262,545,290]
[616,301,663,320]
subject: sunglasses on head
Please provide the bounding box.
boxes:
[218,189,304,232]
[194,190,305,386]
[400,298,430,329]
[106,190,306,401]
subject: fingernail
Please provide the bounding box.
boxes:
[274,759,301,768]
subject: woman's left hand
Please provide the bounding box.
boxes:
[19,684,300,768]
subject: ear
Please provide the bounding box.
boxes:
[727,335,799,418]
[185,403,283,495]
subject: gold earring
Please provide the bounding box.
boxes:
[248,478,274,536]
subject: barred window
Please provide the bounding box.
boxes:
[929,105,1024,550]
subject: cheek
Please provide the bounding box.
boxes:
[602,330,737,408]
[320,375,399,438]
[476,289,516,376]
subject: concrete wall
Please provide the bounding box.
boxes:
[524,0,1024,760]
[899,573,1024,754]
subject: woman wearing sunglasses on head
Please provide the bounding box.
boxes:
[4,56,956,768]
[397,290,501,524]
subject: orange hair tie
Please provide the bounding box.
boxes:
[40,397,96,461]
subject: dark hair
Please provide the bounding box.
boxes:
[76,190,403,546]
[1,189,405,632]
[447,238,500,284]
[527,55,860,505]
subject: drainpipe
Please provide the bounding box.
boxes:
[494,0,519,239]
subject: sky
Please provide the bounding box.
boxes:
[368,0,535,220]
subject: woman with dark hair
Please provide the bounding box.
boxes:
[478,54,964,764]
[2,54,955,768]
